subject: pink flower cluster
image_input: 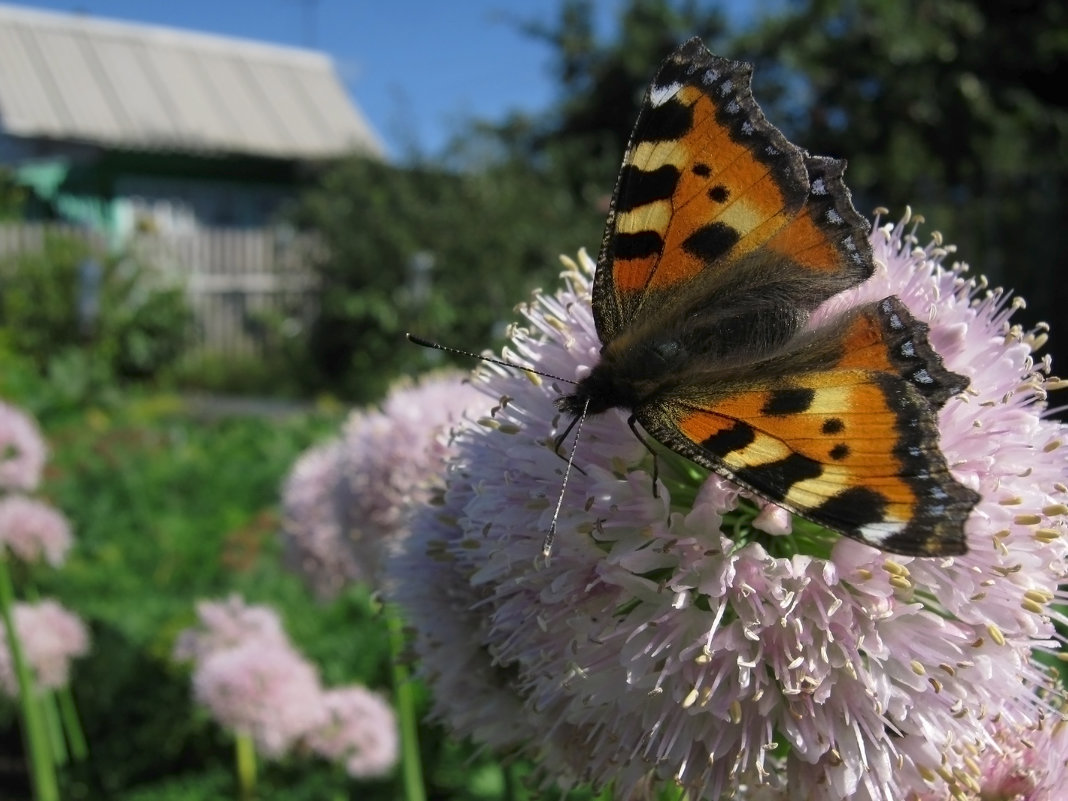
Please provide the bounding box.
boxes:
[175,596,397,776]
[281,372,484,597]
[0,600,90,696]
[0,401,73,568]
[305,686,400,779]
[0,495,72,566]
[391,214,1068,801]
[0,402,46,492]
[905,705,1068,801]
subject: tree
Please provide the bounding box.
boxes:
[291,156,599,401]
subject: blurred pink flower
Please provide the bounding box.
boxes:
[0,495,73,566]
[0,599,90,696]
[279,439,357,598]
[193,639,326,758]
[306,685,399,778]
[173,595,289,663]
[174,596,404,770]
[390,214,1068,801]
[0,402,46,492]
[281,372,484,596]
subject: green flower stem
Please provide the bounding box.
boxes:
[386,604,426,801]
[21,584,89,762]
[503,762,520,801]
[0,555,59,801]
[235,731,256,801]
[42,691,67,766]
[57,686,88,761]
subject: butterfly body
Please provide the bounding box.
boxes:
[557,38,980,557]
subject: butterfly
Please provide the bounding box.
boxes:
[553,38,980,556]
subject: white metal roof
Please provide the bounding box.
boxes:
[0,3,384,159]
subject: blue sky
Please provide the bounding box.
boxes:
[11,0,634,159]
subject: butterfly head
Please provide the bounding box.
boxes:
[558,333,690,419]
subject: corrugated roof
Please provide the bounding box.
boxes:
[0,3,384,159]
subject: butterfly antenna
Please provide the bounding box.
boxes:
[542,398,589,564]
[407,333,577,385]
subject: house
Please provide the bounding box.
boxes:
[0,2,383,242]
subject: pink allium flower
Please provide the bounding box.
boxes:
[390,213,1068,801]
[0,495,73,566]
[280,439,358,599]
[192,639,326,758]
[904,700,1068,801]
[305,685,399,778]
[0,600,90,696]
[0,402,46,492]
[173,595,289,663]
[281,372,484,596]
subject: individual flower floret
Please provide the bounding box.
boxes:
[390,214,1068,801]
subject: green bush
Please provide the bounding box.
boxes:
[0,232,193,384]
[290,156,602,402]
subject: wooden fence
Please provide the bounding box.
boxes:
[0,222,322,357]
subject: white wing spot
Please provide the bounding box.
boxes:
[901,341,916,357]
[913,368,934,384]
[701,68,720,85]
[726,100,741,114]
[741,121,754,135]
[859,520,907,546]
[719,79,734,96]
[811,178,827,195]
[826,208,844,225]
[889,313,904,330]
[650,81,683,107]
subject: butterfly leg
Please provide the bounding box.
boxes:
[627,415,660,498]
[550,415,588,476]
[552,414,581,455]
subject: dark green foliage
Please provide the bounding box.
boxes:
[0,167,27,220]
[515,0,730,196]
[290,155,601,402]
[0,234,193,387]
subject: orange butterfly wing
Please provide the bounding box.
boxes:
[593,39,872,344]
[636,298,979,555]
